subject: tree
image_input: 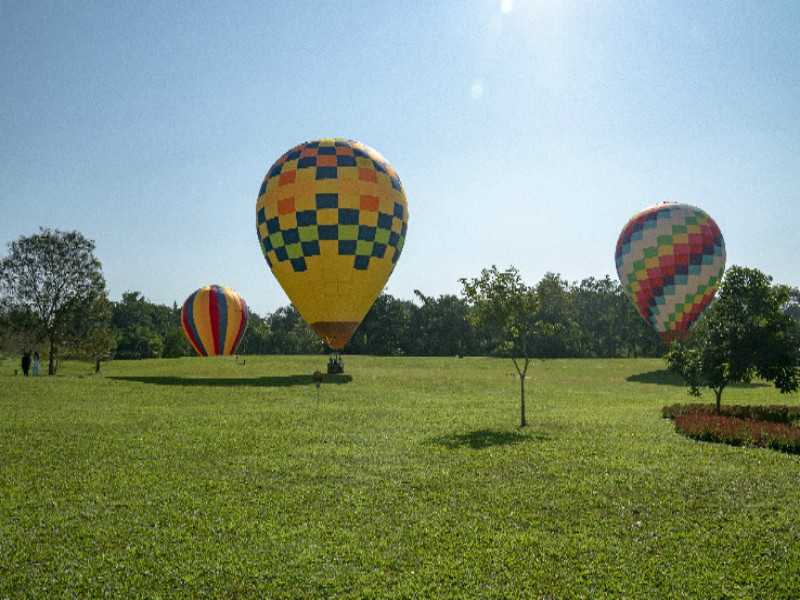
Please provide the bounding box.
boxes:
[665,266,800,413]
[62,293,116,372]
[0,299,39,356]
[532,273,578,357]
[408,291,477,356]
[461,266,541,427]
[265,305,325,355]
[238,312,271,354]
[571,276,624,358]
[346,293,412,356]
[112,292,188,359]
[0,228,108,374]
[784,287,800,325]
[570,276,663,359]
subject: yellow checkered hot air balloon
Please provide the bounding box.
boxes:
[256,139,409,352]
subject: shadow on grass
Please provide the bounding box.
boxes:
[427,428,549,450]
[627,369,769,389]
[109,374,353,388]
[626,369,685,386]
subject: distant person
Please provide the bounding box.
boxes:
[21,351,31,376]
[32,352,39,377]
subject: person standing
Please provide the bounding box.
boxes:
[32,352,39,377]
[21,351,31,376]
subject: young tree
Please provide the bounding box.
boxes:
[461,266,541,427]
[665,266,800,413]
[0,228,108,374]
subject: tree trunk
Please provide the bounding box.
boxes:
[48,339,55,375]
[95,357,101,373]
[714,387,723,414]
[512,356,530,428]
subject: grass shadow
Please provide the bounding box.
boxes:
[626,369,684,386]
[109,374,353,388]
[427,428,549,450]
[627,369,769,389]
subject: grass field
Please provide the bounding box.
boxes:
[2,356,799,598]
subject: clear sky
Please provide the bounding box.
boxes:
[1,1,798,316]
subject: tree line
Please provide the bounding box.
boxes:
[4,275,668,366]
[2,228,798,373]
[100,273,681,360]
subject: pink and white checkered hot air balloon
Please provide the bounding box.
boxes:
[615,202,726,346]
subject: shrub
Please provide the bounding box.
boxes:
[662,403,800,424]
[673,413,800,454]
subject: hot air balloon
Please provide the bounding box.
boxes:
[181,285,249,356]
[615,202,725,345]
[256,139,409,362]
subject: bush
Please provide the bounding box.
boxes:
[662,403,800,424]
[673,413,800,454]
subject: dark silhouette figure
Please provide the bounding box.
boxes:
[21,351,31,376]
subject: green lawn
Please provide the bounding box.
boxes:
[1,356,799,598]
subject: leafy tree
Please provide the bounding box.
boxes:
[461,266,541,427]
[62,294,116,372]
[0,299,39,357]
[571,276,625,358]
[408,291,477,356]
[785,287,800,325]
[238,312,271,354]
[112,292,161,359]
[161,325,192,358]
[266,305,325,355]
[666,266,800,413]
[532,273,578,358]
[112,292,186,359]
[0,228,107,374]
[570,276,663,359]
[347,293,412,356]
[162,301,192,358]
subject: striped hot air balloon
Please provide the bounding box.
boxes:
[615,202,726,346]
[181,285,249,356]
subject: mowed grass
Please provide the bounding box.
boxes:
[1,356,799,598]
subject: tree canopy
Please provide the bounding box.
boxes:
[0,228,108,374]
[461,266,542,427]
[666,266,800,412]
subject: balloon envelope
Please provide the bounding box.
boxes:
[256,139,409,350]
[615,202,725,345]
[181,285,249,356]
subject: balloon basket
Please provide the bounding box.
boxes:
[327,352,344,374]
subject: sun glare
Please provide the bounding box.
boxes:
[470,81,485,100]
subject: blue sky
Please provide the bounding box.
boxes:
[1,1,798,316]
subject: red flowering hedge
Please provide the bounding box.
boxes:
[661,403,800,424]
[663,404,800,454]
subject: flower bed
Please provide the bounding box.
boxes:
[661,403,800,424]
[663,403,800,454]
